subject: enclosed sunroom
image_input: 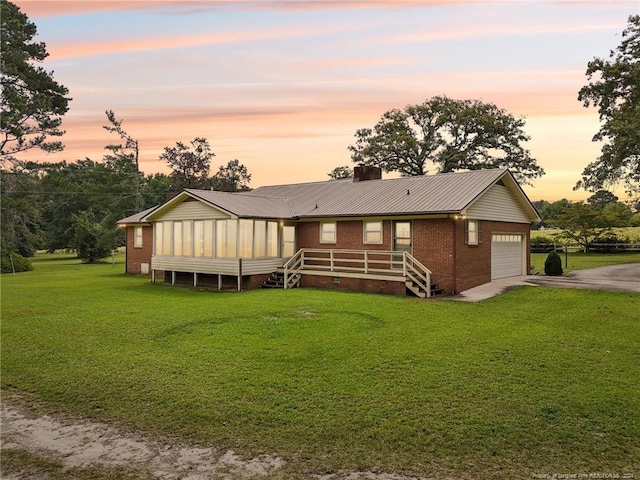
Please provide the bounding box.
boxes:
[146,189,297,290]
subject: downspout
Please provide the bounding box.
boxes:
[452,215,457,294]
[125,226,130,274]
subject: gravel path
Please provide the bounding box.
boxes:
[1,403,284,479]
[1,403,429,480]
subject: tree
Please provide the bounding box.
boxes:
[103,110,141,212]
[160,137,214,190]
[0,0,71,158]
[587,189,618,207]
[551,201,633,252]
[0,159,44,256]
[576,15,640,195]
[72,211,113,263]
[348,95,544,184]
[212,159,251,192]
[532,199,570,229]
[37,158,134,251]
[140,172,173,207]
[328,165,353,179]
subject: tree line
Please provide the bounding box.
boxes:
[532,191,640,252]
[1,114,252,261]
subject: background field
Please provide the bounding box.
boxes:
[2,253,639,479]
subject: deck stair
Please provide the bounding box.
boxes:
[261,270,300,289]
[405,281,444,298]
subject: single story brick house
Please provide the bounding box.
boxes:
[117,167,540,297]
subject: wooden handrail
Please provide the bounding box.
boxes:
[403,252,432,298]
[283,248,433,296]
[283,249,304,289]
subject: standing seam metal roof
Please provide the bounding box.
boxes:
[246,168,510,218]
[134,169,536,222]
[184,189,296,218]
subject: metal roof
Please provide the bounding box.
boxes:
[127,169,538,222]
[116,206,157,225]
[247,168,517,218]
[185,189,295,218]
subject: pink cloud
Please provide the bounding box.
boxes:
[46,22,352,60]
[20,0,621,19]
[17,1,483,18]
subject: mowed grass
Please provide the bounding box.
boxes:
[2,254,639,478]
[531,251,640,273]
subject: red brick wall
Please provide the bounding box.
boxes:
[300,275,406,296]
[452,218,489,293]
[453,220,531,293]
[297,220,393,250]
[125,225,153,275]
[298,218,531,295]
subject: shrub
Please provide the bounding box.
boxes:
[544,251,563,276]
[1,249,33,273]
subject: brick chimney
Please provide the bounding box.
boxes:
[353,165,382,182]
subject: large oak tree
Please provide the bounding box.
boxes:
[348,95,544,184]
[576,15,640,195]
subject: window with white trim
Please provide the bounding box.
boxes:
[266,221,278,257]
[363,220,383,244]
[216,219,237,258]
[254,220,266,257]
[194,220,214,258]
[161,221,172,255]
[182,220,192,256]
[134,226,143,248]
[203,220,214,257]
[467,219,478,246]
[239,219,254,258]
[320,222,336,244]
[154,222,163,255]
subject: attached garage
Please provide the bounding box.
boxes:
[491,234,525,280]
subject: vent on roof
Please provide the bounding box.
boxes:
[353,165,382,182]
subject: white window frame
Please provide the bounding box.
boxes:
[216,219,237,258]
[266,221,278,257]
[467,219,479,246]
[363,220,383,245]
[239,219,254,259]
[134,226,143,248]
[320,222,337,244]
[154,222,163,255]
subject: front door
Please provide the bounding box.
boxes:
[392,221,412,268]
[282,225,296,258]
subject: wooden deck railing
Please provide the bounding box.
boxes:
[283,249,432,296]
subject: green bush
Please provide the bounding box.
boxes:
[1,249,33,273]
[544,250,563,276]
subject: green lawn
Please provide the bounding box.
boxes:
[2,253,639,479]
[531,251,640,273]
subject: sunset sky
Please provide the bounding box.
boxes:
[13,0,639,201]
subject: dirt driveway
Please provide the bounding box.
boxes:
[1,403,422,479]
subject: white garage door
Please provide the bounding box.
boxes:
[491,234,524,280]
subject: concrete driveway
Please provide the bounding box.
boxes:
[451,263,640,302]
